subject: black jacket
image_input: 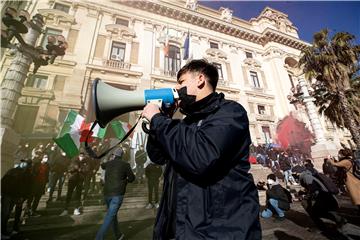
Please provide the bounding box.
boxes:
[1,167,33,199]
[147,92,261,240]
[266,184,291,210]
[145,163,163,182]
[101,157,135,196]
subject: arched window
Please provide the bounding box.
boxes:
[164,45,181,76]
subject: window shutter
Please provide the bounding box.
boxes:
[248,102,255,113]
[130,42,139,64]
[225,62,233,82]
[242,66,249,86]
[53,76,66,91]
[155,47,160,68]
[67,29,79,53]
[261,70,268,89]
[94,35,106,58]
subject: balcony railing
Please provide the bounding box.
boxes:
[103,59,131,70]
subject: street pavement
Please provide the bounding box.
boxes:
[6,165,360,240]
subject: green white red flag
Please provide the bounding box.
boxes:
[54,110,106,157]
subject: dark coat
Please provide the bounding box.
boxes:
[266,184,291,211]
[1,167,33,199]
[147,92,261,240]
[101,157,135,196]
[145,163,163,182]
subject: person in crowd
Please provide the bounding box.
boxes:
[299,170,347,231]
[81,153,93,202]
[328,149,360,215]
[47,149,70,202]
[89,145,101,194]
[261,174,292,221]
[27,153,50,217]
[1,159,33,239]
[279,151,297,187]
[145,162,163,209]
[31,143,45,159]
[96,148,135,240]
[59,152,88,216]
[142,59,261,239]
[135,146,147,184]
[304,158,318,175]
[46,143,59,193]
[322,157,337,178]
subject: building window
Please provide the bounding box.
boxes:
[213,63,223,79]
[115,18,129,27]
[110,42,126,61]
[41,28,62,49]
[26,74,48,90]
[250,71,260,88]
[245,51,253,58]
[164,45,181,75]
[58,109,68,123]
[261,126,271,144]
[257,105,266,115]
[14,105,39,134]
[210,42,219,49]
[288,74,295,88]
[54,3,70,13]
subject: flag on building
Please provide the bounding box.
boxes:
[111,120,132,139]
[54,110,84,158]
[183,30,190,60]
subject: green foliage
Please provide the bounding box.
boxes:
[299,29,360,129]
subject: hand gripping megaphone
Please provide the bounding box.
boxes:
[92,78,179,128]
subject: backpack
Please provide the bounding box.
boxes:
[352,158,360,180]
[314,172,339,195]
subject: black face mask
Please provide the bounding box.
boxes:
[177,86,196,112]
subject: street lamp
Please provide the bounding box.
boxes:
[0,6,68,175]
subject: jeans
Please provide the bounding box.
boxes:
[64,176,84,210]
[48,171,65,200]
[1,196,23,234]
[147,179,160,203]
[261,198,285,218]
[96,195,124,240]
[284,169,296,185]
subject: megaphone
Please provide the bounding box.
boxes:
[93,78,179,128]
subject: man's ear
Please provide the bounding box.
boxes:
[197,74,206,88]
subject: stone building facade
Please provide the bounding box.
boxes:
[0,0,353,165]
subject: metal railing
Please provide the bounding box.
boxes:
[103,59,131,70]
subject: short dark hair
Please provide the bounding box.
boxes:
[177,59,219,90]
[267,173,276,181]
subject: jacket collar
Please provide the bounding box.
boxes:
[181,92,223,118]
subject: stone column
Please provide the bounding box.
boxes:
[297,76,337,170]
[0,14,44,176]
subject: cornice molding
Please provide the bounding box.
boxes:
[117,1,309,51]
[37,8,76,25]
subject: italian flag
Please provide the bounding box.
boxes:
[54,110,107,157]
[111,121,132,139]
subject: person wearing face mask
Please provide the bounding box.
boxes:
[27,154,49,217]
[60,152,88,216]
[47,149,70,202]
[142,59,261,240]
[261,174,292,221]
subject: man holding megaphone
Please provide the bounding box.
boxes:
[142,59,261,240]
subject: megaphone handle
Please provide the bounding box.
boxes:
[142,119,150,134]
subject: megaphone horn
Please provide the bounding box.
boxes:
[92,78,178,128]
